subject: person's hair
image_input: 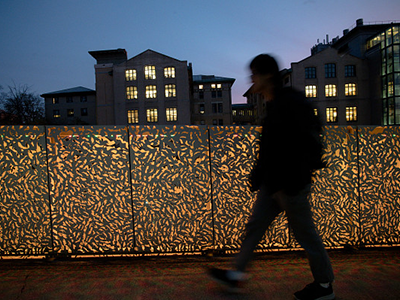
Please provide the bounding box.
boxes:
[250,54,282,90]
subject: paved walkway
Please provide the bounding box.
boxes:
[1,247,399,299]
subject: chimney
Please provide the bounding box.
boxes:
[356,18,364,27]
[343,29,349,36]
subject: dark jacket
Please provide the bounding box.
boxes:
[249,87,325,195]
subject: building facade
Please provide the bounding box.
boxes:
[244,19,399,126]
[191,75,235,125]
[41,86,96,125]
[231,103,255,125]
[89,49,193,125]
[291,19,399,126]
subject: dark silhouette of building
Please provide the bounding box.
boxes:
[191,75,235,125]
[41,86,96,125]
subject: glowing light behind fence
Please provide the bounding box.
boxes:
[1,125,400,256]
[0,126,51,255]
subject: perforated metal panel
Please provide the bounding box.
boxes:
[130,126,213,253]
[309,126,360,248]
[1,125,399,256]
[0,126,51,255]
[46,126,134,254]
[358,126,400,245]
[210,126,290,250]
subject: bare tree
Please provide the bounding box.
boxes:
[0,84,45,125]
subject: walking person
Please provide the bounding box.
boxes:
[209,54,335,300]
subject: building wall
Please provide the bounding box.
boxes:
[192,76,234,125]
[93,64,115,125]
[44,92,96,125]
[291,47,372,125]
[112,50,192,125]
[92,49,192,125]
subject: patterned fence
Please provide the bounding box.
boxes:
[0,125,399,256]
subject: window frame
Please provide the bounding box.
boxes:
[346,106,357,122]
[145,65,156,80]
[305,67,316,79]
[325,63,336,78]
[305,85,317,98]
[325,84,337,97]
[345,65,356,77]
[146,108,158,123]
[326,107,338,123]
[145,85,157,99]
[164,67,176,79]
[127,109,139,124]
[126,86,138,100]
[345,83,357,96]
[165,84,177,98]
[125,69,137,81]
[166,107,177,122]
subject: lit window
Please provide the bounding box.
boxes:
[326,107,338,123]
[346,107,357,122]
[211,84,222,89]
[67,109,74,117]
[164,67,175,78]
[233,110,237,116]
[53,110,60,118]
[81,108,88,116]
[165,84,176,97]
[314,108,318,116]
[128,109,139,124]
[325,84,337,97]
[145,65,156,79]
[325,63,336,78]
[199,104,205,114]
[199,85,203,90]
[305,67,316,79]
[305,85,317,98]
[52,97,59,104]
[345,83,357,96]
[126,86,138,100]
[146,108,158,123]
[166,107,177,122]
[146,85,157,99]
[345,65,356,77]
[125,69,137,81]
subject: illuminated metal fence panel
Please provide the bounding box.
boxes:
[358,126,400,245]
[0,125,399,256]
[210,126,290,250]
[308,126,360,248]
[129,126,213,252]
[46,126,134,254]
[0,126,52,255]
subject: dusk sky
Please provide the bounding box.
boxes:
[1,0,399,104]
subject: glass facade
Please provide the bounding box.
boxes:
[369,26,400,125]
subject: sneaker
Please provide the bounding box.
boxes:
[294,282,335,300]
[208,268,246,292]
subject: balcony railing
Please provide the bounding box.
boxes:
[1,125,399,256]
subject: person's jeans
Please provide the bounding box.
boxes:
[234,184,334,283]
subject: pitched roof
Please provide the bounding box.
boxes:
[40,86,95,97]
[127,49,186,63]
[193,75,235,83]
